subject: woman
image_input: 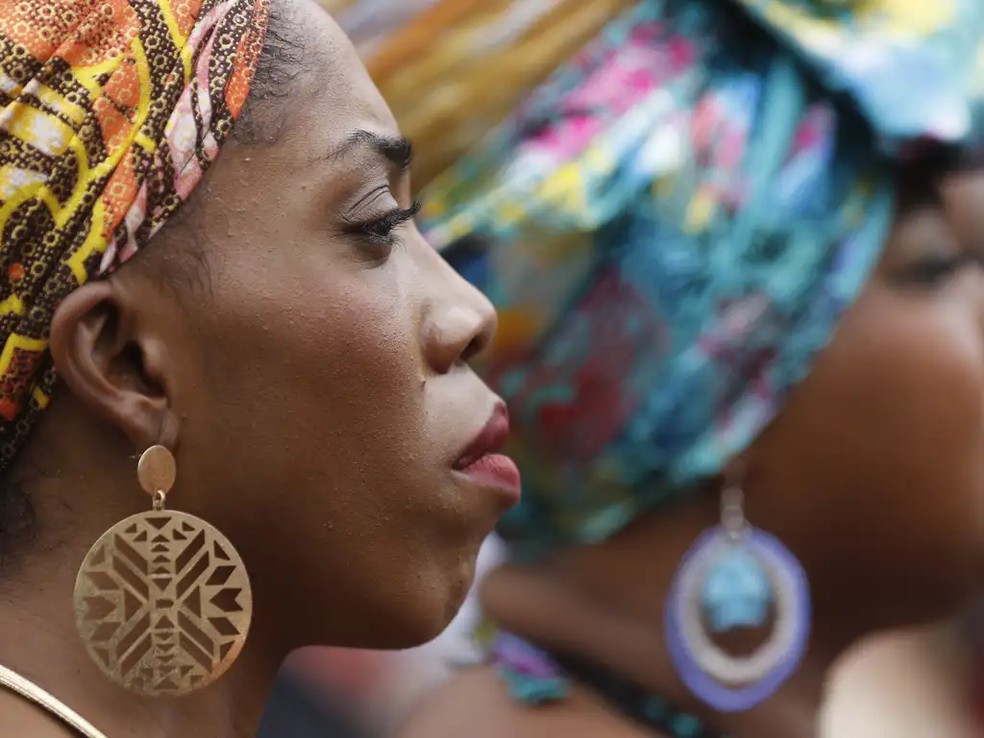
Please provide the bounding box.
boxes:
[0,0,518,736]
[398,1,984,736]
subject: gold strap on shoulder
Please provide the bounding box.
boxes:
[0,663,109,738]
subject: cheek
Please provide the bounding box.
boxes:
[180,260,467,636]
[827,289,982,472]
[754,284,984,577]
[183,258,430,540]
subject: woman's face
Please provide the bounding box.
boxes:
[112,1,516,648]
[748,166,984,626]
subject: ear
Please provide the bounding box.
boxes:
[49,279,179,451]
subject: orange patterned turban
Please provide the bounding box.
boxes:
[0,0,270,471]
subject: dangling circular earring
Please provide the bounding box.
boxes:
[665,477,811,712]
[73,445,252,696]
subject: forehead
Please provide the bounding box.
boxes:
[277,0,399,154]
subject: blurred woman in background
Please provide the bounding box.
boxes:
[364,0,984,736]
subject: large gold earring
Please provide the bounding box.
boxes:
[73,445,252,696]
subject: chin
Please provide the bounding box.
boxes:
[384,562,475,649]
[318,556,477,650]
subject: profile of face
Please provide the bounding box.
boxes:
[44,0,516,649]
[745,166,984,625]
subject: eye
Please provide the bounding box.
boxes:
[900,253,973,286]
[342,200,421,253]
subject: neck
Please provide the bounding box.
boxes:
[0,401,283,738]
[481,498,882,738]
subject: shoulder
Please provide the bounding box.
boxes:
[0,688,81,738]
[823,625,978,738]
[396,665,661,738]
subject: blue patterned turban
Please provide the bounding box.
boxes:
[421,0,984,556]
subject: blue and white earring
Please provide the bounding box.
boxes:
[665,478,811,712]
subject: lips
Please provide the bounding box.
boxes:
[454,403,510,470]
[453,403,521,503]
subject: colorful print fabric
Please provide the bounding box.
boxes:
[735,0,984,147]
[0,0,269,472]
[421,0,984,557]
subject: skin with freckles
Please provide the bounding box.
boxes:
[0,2,513,736]
[397,169,984,737]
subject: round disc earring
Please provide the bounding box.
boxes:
[73,445,252,696]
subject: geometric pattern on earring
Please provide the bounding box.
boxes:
[665,482,810,712]
[73,445,252,696]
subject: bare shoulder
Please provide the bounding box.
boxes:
[0,688,81,738]
[396,666,660,738]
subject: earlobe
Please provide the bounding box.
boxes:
[49,280,177,450]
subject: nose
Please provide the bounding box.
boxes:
[422,260,497,374]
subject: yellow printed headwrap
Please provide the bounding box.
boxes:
[0,0,270,472]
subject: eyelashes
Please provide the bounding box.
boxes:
[343,200,421,249]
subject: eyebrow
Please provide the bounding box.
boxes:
[317,129,414,171]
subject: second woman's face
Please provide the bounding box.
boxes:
[127,1,518,648]
[749,166,984,625]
